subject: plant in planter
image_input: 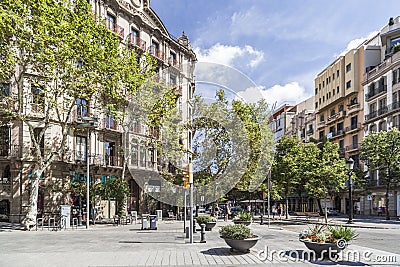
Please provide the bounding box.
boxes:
[232,211,252,225]
[219,224,261,252]
[299,224,358,257]
[196,215,216,231]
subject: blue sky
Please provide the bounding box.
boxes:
[151,0,400,106]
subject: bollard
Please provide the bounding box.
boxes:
[193,219,197,233]
[260,215,264,225]
[185,227,189,238]
[200,223,206,243]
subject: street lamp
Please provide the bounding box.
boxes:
[346,157,354,224]
[75,116,97,229]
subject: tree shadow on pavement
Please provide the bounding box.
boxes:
[201,247,251,256]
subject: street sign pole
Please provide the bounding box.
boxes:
[189,163,194,244]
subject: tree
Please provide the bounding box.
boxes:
[360,128,400,220]
[98,177,130,217]
[0,0,153,229]
[305,141,347,223]
[272,136,303,219]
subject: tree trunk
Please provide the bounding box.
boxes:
[324,194,328,224]
[22,168,43,230]
[285,195,289,219]
[385,184,390,220]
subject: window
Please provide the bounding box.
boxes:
[329,126,335,134]
[330,108,335,116]
[0,83,10,100]
[139,145,146,167]
[76,136,87,161]
[323,81,325,87]
[315,88,318,94]
[337,70,339,77]
[151,41,159,54]
[0,126,10,156]
[105,113,115,129]
[130,140,138,166]
[333,89,335,96]
[106,13,116,32]
[352,135,358,148]
[337,86,340,94]
[346,63,351,72]
[105,141,116,166]
[170,75,176,86]
[319,130,324,140]
[131,28,139,43]
[346,80,351,89]
[333,73,335,80]
[369,124,377,132]
[350,97,358,105]
[339,139,344,149]
[76,98,88,118]
[338,104,344,112]
[390,37,400,52]
[351,116,358,129]
[337,122,344,133]
[323,96,325,102]
[328,92,331,98]
[31,85,44,111]
[320,115,324,122]
[329,77,331,83]
[315,102,318,108]
[170,52,176,63]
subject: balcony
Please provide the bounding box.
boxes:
[71,151,123,167]
[127,35,146,51]
[345,123,362,133]
[168,58,182,71]
[149,47,165,61]
[346,143,359,152]
[0,145,20,158]
[365,85,387,101]
[327,111,346,123]
[105,20,124,39]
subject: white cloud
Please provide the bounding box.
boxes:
[261,82,312,106]
[194,43,265,68]
[336,31,379,57]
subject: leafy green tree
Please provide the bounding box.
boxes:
[305,141,347,223]
[0,0,153,228]
[360,128,400,220]
[272,136,303,218]
[98,177,130,217]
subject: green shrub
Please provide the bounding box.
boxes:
[328,225,358,242]
[219,224,252,240]
[196,215,212,224]
[234,211,252,221]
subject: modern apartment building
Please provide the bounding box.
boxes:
[0,0,196,222]
[362,16,400,217]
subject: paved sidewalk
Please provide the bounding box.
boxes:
[0,219,399,266]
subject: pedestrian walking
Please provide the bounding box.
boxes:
[272,204,277,220]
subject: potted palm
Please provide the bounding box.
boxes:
[299,224,358,257]
[196,215,216,231]
[220,224,261,252]
[232,211,252,225]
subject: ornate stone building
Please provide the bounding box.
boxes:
[0,0,196,222]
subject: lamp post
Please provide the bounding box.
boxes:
[75,116,97,229]
[346,157,354,224]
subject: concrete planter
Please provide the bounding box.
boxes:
[204,221,216,231]
[222,235,261,253]
[299,239,347,256]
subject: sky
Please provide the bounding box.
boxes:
[151,0,400,106]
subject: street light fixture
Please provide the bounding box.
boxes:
[75,116,97,229]
[346,157,354,224]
